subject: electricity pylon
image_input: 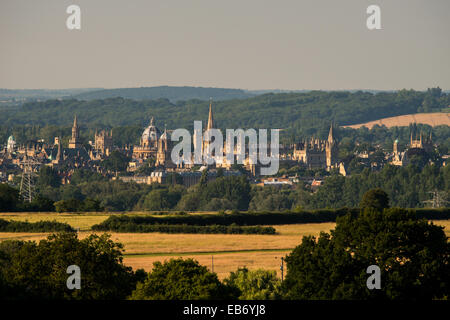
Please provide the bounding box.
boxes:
[19,158,39,203]
[422,190,449,208]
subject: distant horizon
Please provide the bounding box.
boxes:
[1,85,449,93]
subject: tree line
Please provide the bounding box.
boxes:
[1,161,449,213]
[0,219,74,232]
[92,223,276,235]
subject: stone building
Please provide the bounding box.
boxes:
[291,124,339,170]
[390,131,434,167]
[155,127,176,168]
[94,129,113,155]
[132,117,161,160]
[68,116,82,149]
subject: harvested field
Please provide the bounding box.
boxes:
[0,212,448,280]
[342,112,450,129]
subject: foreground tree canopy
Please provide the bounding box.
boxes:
[223,267,281,300]
[0,233,142,299]
[130,258,239,300]
[282,208,450,300]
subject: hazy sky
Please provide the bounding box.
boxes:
[0,0,449,90]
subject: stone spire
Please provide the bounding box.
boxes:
[69,115,81,149]
[207,98,214,130]
[328,122,335,144]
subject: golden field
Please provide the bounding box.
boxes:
[341,112,450,129]
[0,211,218,231]
[0,212,449,279]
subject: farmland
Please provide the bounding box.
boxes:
[0,212,448,279]
[342,112,450,129]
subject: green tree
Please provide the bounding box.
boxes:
[54,199,83,212]
[176,192,201,211]
[140,187,183,210]
[200,176,251,210]
[129,258,239,300]
[0,233,137,299]
[199,168,208,188]
[19,195,55,212]
[311,175,346,208]
[0,184,20,212]
[101,150,130,172]
[282,208,450,300]
[360,188,390,211]
[70,168,107,185]
[37,166,61,188]
[224,267,281,300]
[82,198,103,212]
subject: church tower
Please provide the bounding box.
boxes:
[68,115,82,149]
[156,125,175,168]
[53,137,64,165]
[326,123,338,168]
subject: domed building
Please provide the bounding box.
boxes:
[133,117,161,159]
[140,117,161,148]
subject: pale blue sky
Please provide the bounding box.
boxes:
[0,0,449,90]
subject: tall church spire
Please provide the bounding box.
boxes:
[69,115,81,149]
[207,98,214,130]
[328,122,335,144]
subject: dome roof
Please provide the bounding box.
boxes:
[141,117,161,142]
[7,135,15,142]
